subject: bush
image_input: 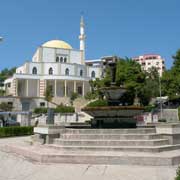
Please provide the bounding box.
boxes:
[0,89,5,96]
[175,166,180,180]
[0,102,13,111]
[70,92,79,101]
[34,107,48,114]
[87,99,108,107]
[34,105,75,114]
[54,105,75,113]
[144,105,155,112]
[0,126,33,138]
[158,119,167,123]
[85,92,98,100]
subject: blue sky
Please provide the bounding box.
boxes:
[0,0,179,70]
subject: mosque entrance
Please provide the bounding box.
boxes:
[77,86,82,95]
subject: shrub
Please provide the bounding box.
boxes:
[0,102,13,111]
[0,126,33,138]
[70,92,79,101]
[0,89,5,96]
[175,165,180,180]
[34,107,48,114]
[85,92,98,100]
[34,105,75,114]
[87,99,108,107]
[158,119,167,123]
[144,105,155,112]
[54,105,75,113]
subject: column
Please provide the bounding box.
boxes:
[74,81,76,93]
[15,79,18,96]
[26,79,29,97]
[37,79,39,97]
[64,80,67,97]
[54,79,57,97]
[82,81,85,96]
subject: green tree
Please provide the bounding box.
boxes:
[161,49,180,99]
[139,67,160,105]
[89,78,104,99]
[172,49,180,73]
[115,58,146,105]
[102,67,112,87]
[0,67,16,86]
[70,92,79,105]
[0,102,13,111]
[44,85,53,108]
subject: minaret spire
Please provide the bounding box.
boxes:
[79,15,86,64]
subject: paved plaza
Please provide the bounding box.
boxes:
[0,136,178,180]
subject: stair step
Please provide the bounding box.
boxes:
[64,128,156,134]
[54,139,169,146]
[47,144,180,153]
[4,144,180,165]
[61,133,162,140]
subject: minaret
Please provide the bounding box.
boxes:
[79,16,86,64]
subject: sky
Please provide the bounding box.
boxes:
[0,0,179,70]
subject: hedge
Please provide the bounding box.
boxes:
[34,105,75,114]
[0,126,33,138]
[54,105,75,113]
[86,99,108,107]
[34,107,48,114]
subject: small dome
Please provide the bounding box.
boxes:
[42,40,72,49]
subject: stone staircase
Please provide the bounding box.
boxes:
[47,128,180,154]
[3,127,180,166]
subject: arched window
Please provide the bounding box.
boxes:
[80,69,83,77]
[60,57,63,62]
[64,57,67,63]
[56,57,59,62]
[49,67,53,75]
[65,68,69,75]
[32,67,37,75]
[91,71,95,78]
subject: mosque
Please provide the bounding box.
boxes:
[4,17,102,100]
[2,17,165,111]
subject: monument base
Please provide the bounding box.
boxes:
[33,125,64,144]
[156,123,180,145]
[91,117,136,128]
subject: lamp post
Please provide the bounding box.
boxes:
[159,75,163,119]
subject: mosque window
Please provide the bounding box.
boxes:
[65,68,69,75]
[56,57,59,62]
[91,71,95,78]
[64,57,67,63]
[80,70,83,77]
[32,67,37,74]
[60,57,63,63]
[49,67,53,75]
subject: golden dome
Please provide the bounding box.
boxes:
[42,40,72,49]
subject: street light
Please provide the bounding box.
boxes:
[159,75,163,119]
[0,37,3,42]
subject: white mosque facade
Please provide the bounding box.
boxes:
[4,17,102,99]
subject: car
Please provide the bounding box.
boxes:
[5,119,20,126]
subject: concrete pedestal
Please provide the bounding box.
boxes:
[156,123,180,145]
[33,125,64,144]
